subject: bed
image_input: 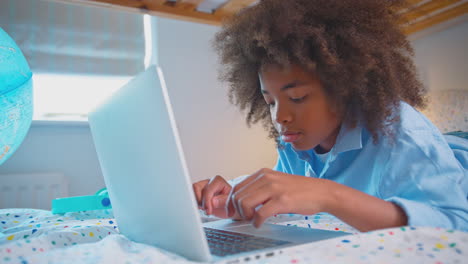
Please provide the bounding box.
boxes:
[1,208,467,263]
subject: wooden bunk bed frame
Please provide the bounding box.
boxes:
[48,0,467,34]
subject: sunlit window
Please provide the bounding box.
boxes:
[0,0,146,122]
[32,74,132,121]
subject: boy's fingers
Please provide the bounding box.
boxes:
[226,188,242,219]
[232,172,260,193]
[203,176,229,215]
[252,200,278,228]
[212,194,229,208]
[193,179,209,206]
[227,203,242,219]
[237,190,270,220]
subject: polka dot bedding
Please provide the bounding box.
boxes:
[1,209,466,263]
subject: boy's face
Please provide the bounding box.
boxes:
[259,64,342,152]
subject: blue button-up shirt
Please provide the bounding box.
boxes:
[273,102,468,231]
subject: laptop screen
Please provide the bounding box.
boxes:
[88,65,212,262]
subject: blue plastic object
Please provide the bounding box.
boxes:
[0,27,33,165]
[52,188,112,214]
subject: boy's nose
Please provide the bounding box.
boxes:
[273,104,293,124]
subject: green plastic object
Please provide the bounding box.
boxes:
[52,188,112,214]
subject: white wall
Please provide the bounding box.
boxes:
[0,122,105,197]
[411,18,468,91]
[153,17,277,182]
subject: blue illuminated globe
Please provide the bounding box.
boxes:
[0,28,33,165]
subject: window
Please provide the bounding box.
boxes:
[32,74,132,121]
[0,0,146,121]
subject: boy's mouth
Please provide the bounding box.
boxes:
[281,132,301,143]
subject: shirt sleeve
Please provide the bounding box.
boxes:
[379,129,468,231]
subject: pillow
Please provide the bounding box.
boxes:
[421,90,468,133]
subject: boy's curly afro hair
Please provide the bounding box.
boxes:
[213,0,426,144]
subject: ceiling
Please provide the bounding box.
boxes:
[50,0,467,34]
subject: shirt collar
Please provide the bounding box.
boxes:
[332,122,363,154]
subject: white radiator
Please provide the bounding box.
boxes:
[0,172,68,210]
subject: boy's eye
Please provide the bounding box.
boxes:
[290,95,307,103]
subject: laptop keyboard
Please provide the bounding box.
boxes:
[204,227,290,256]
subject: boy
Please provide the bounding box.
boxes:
[193,0,467,232]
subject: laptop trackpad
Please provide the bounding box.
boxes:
[204,219,349,244]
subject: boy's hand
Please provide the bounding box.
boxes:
[193,175,238,219]
[228,168,334,228]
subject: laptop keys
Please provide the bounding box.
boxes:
[204,227,290,256]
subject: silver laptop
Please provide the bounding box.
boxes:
[88,65,348,263]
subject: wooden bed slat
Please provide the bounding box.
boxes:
[175,0,205,11]
[402,2,468,34]
[215,0,256,16]
[401,0,461,22]
[50,0,223,25]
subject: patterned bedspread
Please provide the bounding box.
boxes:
[1,208,467,263]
